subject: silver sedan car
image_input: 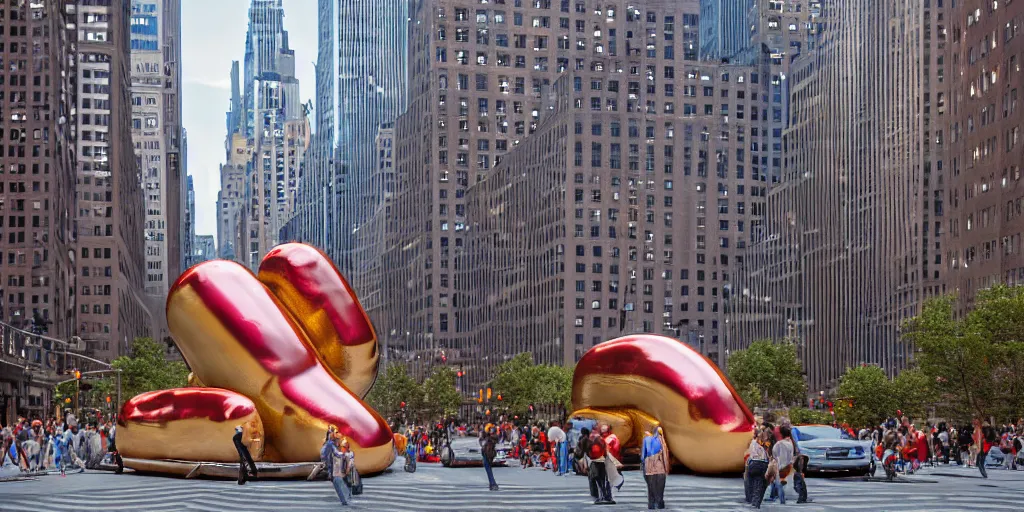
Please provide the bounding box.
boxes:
[794,425,873,475]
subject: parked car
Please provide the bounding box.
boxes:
[440,437,510,468]
[794,425,873,475]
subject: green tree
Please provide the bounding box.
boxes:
[491,353,539,416]
[532,364,574,411]
[491,353,575,416]
[365,363,424,422]
[113,337,190,401]
[903,287,1024,422]
[54,338,189,414]
[726,340,807,408]
[786,407,834,426]
[421,366,463,420]
[835,366,895,427]
[890,368,937,422]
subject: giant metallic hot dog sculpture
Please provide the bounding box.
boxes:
[571,334,755,473]
[117,244,394,474]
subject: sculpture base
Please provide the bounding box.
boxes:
[123,458,324,480]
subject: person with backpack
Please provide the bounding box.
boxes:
[587,427,614,505]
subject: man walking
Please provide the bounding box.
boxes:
[587,428,614,505]
[480,426,499,491]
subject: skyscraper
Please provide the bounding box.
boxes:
[222,0,309,270]
[184,174,195,267]
[217,62,246,261]
[0,0,77,422]
[130,0,183,340]
[383,0,740,383]
[945,1,1024,309]
[729,0,926,390]
[193,235,217,265]
[71,0,151,361]
[699,0,753,61]
[286,0,409,275]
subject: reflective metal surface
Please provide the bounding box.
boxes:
[571,334,755,473]
[118,244,395,475]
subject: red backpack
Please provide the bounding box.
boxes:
[588,436,606,459]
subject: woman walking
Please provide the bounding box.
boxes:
[746,428,772,509]
[641,428,670,510]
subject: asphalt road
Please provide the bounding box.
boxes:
[1,460,1021,511]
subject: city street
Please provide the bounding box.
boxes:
[2,460,1022,511]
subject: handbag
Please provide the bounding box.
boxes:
[347,469,363,495]
[764,459,779,481]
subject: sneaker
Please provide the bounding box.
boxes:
[489,484,499,491]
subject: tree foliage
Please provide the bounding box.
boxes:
[421,366,463,420]
[53,337,189,413]
[903,287,1024,422]
[835,366,894,427]
[834,366,937,428]
[364,363,424,421]
[726,340,807,408]
[491,353,574,416]
[786,407,834,426]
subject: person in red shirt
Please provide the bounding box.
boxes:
[600,424,621,461]
[587,429,614,504]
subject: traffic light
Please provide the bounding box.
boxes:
[106,396,111,404]
[496,394,503,402]
[400,401,406,409]
[74,370,81,380]
[486,388,492,401]
[65,397,71,404]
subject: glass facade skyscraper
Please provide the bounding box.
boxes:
[286,0,409,275]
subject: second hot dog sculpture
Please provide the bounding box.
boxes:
[571,334,756,473]
[117,243,394,474]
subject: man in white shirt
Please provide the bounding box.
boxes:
[768,426,795,505]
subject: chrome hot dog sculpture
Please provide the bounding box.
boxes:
[570,334,756,473]
[118,244,753,476]
[117,244,394,474]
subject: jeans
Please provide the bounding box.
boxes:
[769,479,786,504]
[743,460,752,503]
[794,471,808,503]
[556,441,570,475]
[644,473,666,509]
[332,476,351,505]
[747,460,769,509]
[482,454,498,489]
[976,450,988,478]
[590,460,611,502]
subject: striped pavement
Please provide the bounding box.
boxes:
[1,463,1023,511]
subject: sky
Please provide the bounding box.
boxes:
[181,0,318,244]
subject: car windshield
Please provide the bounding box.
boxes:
[795,426,852,441]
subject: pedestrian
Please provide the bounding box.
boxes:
[641,427,670,510]
[329,432,353,506]
[480,426,499,491]
[747,428,772,509]
[973,419,988,478]
[587,427,614,505]
[233,424,258,484]
[599,424,621,460]
[767,425,795,504]
[547,422,568,476]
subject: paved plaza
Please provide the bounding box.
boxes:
[1,460,1022,511]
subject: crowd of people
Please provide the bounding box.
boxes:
[0,412,117,476]
[857,417,1024,479]
[743,417,810,509]
[388,416,667,508]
